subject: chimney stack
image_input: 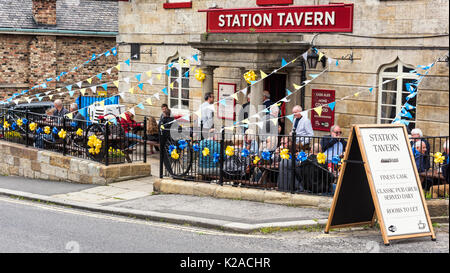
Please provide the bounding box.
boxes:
[32,0,57,26]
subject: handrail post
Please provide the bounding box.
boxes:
[104,122,109,166]
[219,126,225,186]
[159,126,164,179]
[291,130,297,193]
[143,117,147,163]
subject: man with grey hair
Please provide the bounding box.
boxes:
[262,90,272,110]
[320,124,347,162]
[410,127,430,157]
[53,99,69,118]
[291,105,314,150]
[69,103,86,129]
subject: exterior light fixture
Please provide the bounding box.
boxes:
[307,50,319,69]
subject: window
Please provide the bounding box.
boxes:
[163,0,192,9]
[168,58,190,115]
[377,60,418,131]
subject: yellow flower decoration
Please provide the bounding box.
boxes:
[16,119,23,126]
[244,70,257,84]
[202,147,210,157]
[195,69,206,82]
[44,126,51,135]
[58,129,67,139]
[171,149,180,160]
[29,122,37,131]
[225,146,234,157]
[253,155,260,165]
[76,128,83,137]
[317,152,327,164]
[280,148,290,160]
[3,121,10,129]
[88,135,102,154]
[433,152,445,164]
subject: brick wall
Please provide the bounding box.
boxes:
[0,34,117,104]
[32,0,57,26]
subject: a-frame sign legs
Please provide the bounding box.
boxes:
[325,124,436,246]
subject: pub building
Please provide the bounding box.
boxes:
[117,0,449,137]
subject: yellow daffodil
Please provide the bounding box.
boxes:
[225,146,235,157]
[58,129,66,139]
[29,122,37,131]
[16,119,23,126]
[253,155,260,165]
[244,70,257,84]
[433,152,445,164]
[76,128,83,137]
[317,152,327,164]
[202,147,210,157]
[280,148,290,160]
[195,69,206,82]
[44,126,51,135]
[171,149,180,160]
[3,121,10,129]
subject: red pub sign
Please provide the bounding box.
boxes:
[311,89,335,132]
[199,4,353,33]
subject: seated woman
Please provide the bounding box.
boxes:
[119,111,144,147]
[198,129,222,177]
[146,116,159,154]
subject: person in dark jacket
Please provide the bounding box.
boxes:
[413,140,432,191]
[320,125,347,163]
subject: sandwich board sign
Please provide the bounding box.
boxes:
[325,124,435,245]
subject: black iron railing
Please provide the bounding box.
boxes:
[0,108,147,165]
[160,125,449,199]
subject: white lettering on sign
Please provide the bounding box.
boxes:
[359,127,430,237]
[218,11,335,28]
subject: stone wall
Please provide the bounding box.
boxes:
[118,0,449,136]
[0,140,151,185]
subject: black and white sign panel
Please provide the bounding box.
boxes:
[359,127,430,237]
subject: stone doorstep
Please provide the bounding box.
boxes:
[154,178,449,217]
[153,178,332,210]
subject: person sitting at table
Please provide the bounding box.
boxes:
[275,136,303,192]
[68,103,86,130]
[198,129,221,178]
[119,111,144,147]
[298,143,334,194]
[413,140,433,191]
[146,116,159,155]
[410,128,430,157]
[52,99,69,125]
[244,128,259,155]
[320,125,347,163]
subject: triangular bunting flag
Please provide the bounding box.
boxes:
[136,103,145,110]
[256,121,264,129]
[314,106,323,116]
[192,54,198,62]
[369,87,374,93]
[282,58,287,67]
[115,64,121,71]
[96,73,103,80]
[125,59,131,66]
[241,87,247,95]
[118,92,125,99]
[231,93,239,100]
[87,78,93,84]
[271,118,278,126]
[154,93,160,100]
[162,87,168,95]
[80,89,86,96]
[146,98,153,105]
[146,70,152,77]
[66,85,72,92]
[318,52,324,62]
[286,89,292,96]
[113,81,119,88]
[147,79,153,85]
[91,86,97,93]
[293,83,301,90]
[286,114,294,123]
[129,87,134,94]
[138,83,144,90]
[120,113,127,120]
[260,70,268,79]
[218,99,227,106]
[101,83,108,91]
[69,91,75,97]
[135,74,142,82]
[157,74,162,80]
[309,74,319,79]
[76,81,83,88]
[66,113,73,120]
[328,102,336,111]
[302,51,308,61]
[124,77,130,84]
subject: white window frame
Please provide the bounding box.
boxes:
[168,58,190,116]
[377,60,419,128]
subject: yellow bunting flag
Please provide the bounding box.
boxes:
[230,93,239,100]
[129,87,134,94]
[80,88,86,96]
[241,119,249,124]
[170,82,174,89]
[293,83,301,90]
[260,70,268,79]
[146,98,153,105]
[157,74,162,80]
[354,92,360,97]
[113,81,119,88]
[318,52,324,62]
[87,78,93,84]
[115,64,121,71]
[184,59,190,67]
[146,71,152,77]
[314,106,323,116]
[66,113,73,120]
[120,113,127,120]
[271,118,278,126]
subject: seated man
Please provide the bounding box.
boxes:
[320,125,347,163]
[276,136,303,192]
[198,129,221,177]
[119,111,144,148]
[413,140,432,192]
[410,128,430,157]
[298,143,334,194]
[68,103,86,130]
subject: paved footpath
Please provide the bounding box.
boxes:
[0,175,330,233]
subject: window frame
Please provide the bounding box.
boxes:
[377,60,419,128]
[168,58,190,116]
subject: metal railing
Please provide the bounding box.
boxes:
[0,108,148,165]
[160,125,449,199]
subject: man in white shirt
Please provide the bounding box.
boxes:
[291,105,314,150]
[198,92,215,130]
